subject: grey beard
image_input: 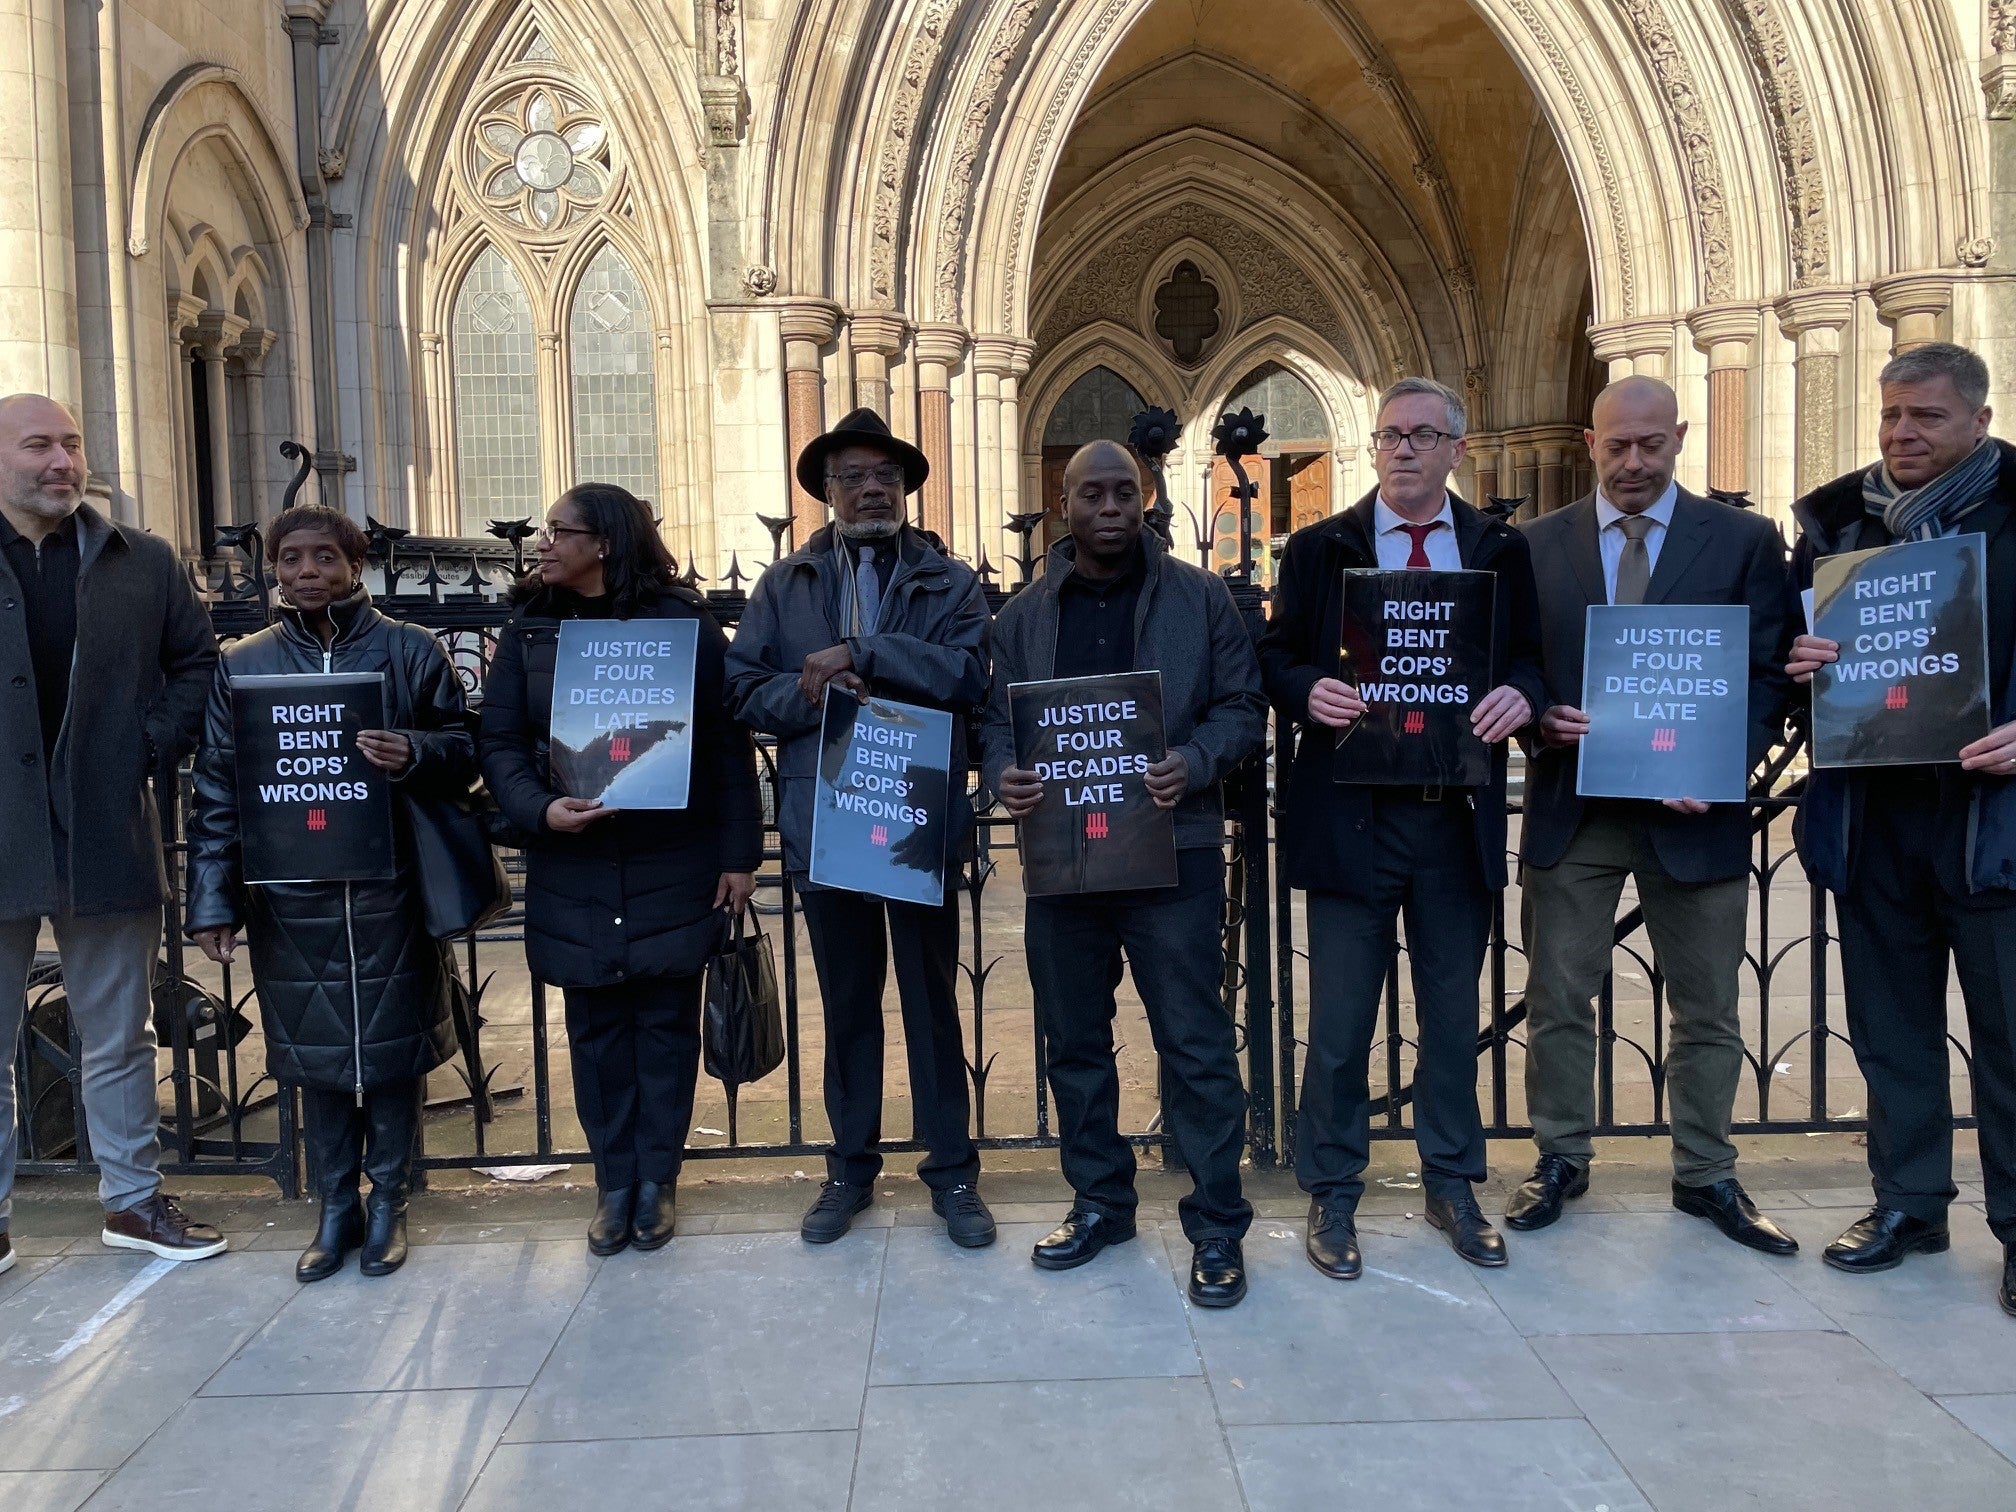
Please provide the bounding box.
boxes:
[837,518,900,542]
[4,487,80,524]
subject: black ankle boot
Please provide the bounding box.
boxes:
[297,1194,365,1283]
[589,1187,636,1255]
[358,1188,408,1277]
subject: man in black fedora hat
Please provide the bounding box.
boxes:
[727,408,996,1248]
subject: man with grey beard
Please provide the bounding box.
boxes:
[728,409,995,1249]
[0,394,222,1276]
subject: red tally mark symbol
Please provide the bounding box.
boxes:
[1085,812,1110,841]
[609,736,633,762]
[1403,710,1427,735]
[306,809,328,832]
[870,824,889,847]
[1885,684,1910,711]
[1651,728,1678,753]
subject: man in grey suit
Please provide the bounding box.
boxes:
[1507,376,1797,1253]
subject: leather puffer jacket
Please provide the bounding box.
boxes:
[185,591,471,1092]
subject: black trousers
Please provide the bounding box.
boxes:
[563,973,703,1190]
[1025,847,1252,1241]
[1296,791,1490,1210]
[799,887,978,1191]
[301,1080,423,1201]
[1838,780,2016,1243]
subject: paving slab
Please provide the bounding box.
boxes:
[0,1470,102,1512]
[205,1239,598,1396]
[1465,1210,1829,1336]
[462,1431,857,1512]
[1231,1420,1653,1512]
[851,1378,1239,1512]
[0,1253,297,1471]
[1939,1394,2016,1469]
[507,1229,884,1442]
[870,1221,1196,1386]
[84,1387,522,1512]
[0,1254,55,1305]
[1760,1208,2016,1394]
[1176,1224,1575,1425]
[1539,1331,2016,1512]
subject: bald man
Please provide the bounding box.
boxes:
[982,440,1265,1307]
[1510,376,1795,1251]
[0,395,223,1275]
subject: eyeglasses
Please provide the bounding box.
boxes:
[1369,427,1457,453]
[534,522,600,544]
[827,464,907,489]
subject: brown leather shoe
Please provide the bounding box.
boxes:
[102,1194,227,1261]
[0,1229,13,1276]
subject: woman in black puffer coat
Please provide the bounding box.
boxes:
[480,483,762,1257]
[186,505,473,1284]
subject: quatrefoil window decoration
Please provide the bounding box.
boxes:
[470,85,611,231]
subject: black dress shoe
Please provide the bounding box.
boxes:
[1190,1237,1247,1308]
[2001,1242,2015,1319]
[631,1181,677,1251]
[931,1184,997,1249]
[801,1181,873,1244]
[296,1195,365,1284]
[589,1186,636,1256]
[358,1189,409,1278]
[1426,1192,1508,1268]
[1305,1200,1361,1280]
[1503,1155,1589,1232]
[1822,1206,1950,1273]
[1673,1178,1798,1255]
[1031,1208,1136,1271]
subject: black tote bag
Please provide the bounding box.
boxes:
[703,911,784,1090]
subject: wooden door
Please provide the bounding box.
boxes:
[1210,456,1270,576]
[1286,452,1330,531]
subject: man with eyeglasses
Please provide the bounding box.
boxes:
[1258,376,1546,1277]
[727,408,996,1250]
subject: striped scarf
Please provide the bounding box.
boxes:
[1862,437,2000,541]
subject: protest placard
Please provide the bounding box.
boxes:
[231,672,395,884]
[548,619,700,807]
[1008,670,1177,896]
[809,690,955,905]
[1578,604,1751,802]
[1333,567,1496,786]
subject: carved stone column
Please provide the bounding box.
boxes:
[1464,432,1501,509]
[1774,288,1855,499]
[1687,305,1759,496]
[195,311,247,529]
[973,337,1023,570]
[0,0,79,403]
[848,312,909,420]
[231,327,278,520]
[913,323,969,542]
[1872,275,1953,354]
[779,301,842,545]
[1535,439,1567,516]
[1588,318,1675,380]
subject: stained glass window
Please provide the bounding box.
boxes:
[1042,366,1147,447]
[569,245,660,501]
[451,246,541,532]
[1228,362,1330,447]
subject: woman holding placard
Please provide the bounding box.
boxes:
[479,483,761,1256]
[185,504,475,1283]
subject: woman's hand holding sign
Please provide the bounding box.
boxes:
[1786,634,1839,683]
[998,765,1045,817]
[1308,678,1365,728]
[545,796,617,833]
[355,729,413,774]
[1470,686,1533,744]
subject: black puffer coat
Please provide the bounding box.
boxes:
[479,584,763,988]
[185,592,469,1092]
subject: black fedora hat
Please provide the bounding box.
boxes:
[795,407,930,501]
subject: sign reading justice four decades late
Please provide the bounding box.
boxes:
[230,672,395,884]
[1811,533,1991,768]
[1333,568,1497,786]
[1577,605,1751,803]
[549,619,700,808]
[1008,671,1178,896]
[809,689,956,906]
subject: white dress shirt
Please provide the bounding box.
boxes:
[1373,495,1462,572]
[1595,481,1679,603]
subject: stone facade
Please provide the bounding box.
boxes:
[9,0,2012,575]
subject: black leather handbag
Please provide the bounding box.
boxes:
[387,639,514,940]
[703,911,784,1093]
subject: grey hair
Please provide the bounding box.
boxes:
[1879,343,1990,410]
[1376,376,1467,438]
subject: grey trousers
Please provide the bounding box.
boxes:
[0,908,166,1223]
[1520,810,1750,1185]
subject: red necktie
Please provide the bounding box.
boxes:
[1399,521,1439,570]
